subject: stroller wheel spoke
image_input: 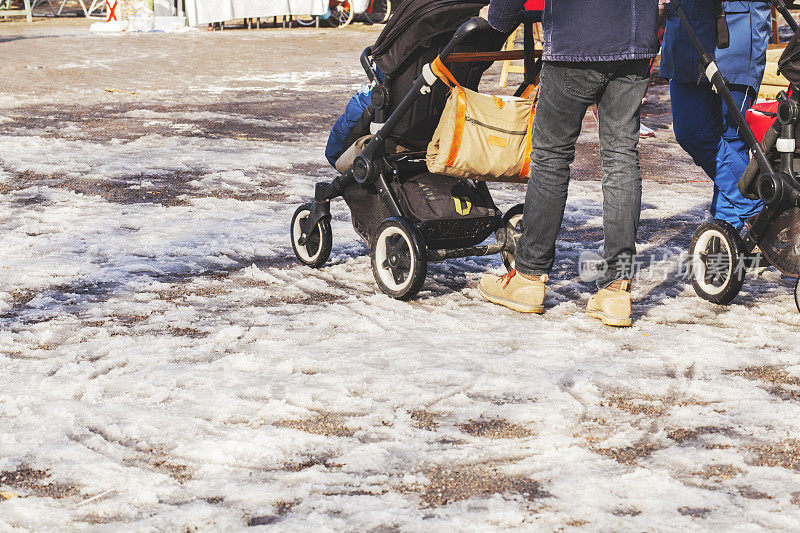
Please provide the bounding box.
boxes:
[390,265,405,285]
[710,236,720,256]
[397,251,411,270]
[384,235,411,284]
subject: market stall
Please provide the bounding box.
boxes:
[184,0,325,26]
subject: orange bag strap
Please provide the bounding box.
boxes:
[432,56,467,168]
[431,57,462,89]
[445,88,467,167]
[519,83,537,100]
[519,85,539,179]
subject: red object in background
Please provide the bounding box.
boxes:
[524,0,543,10]
[105,0,118,21]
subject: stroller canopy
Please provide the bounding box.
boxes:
[779,28,800,86]
[371,0,491,76]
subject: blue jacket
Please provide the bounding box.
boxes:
[488,0,660,62]
[660,0,770,90]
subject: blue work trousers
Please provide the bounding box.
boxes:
[670,80,762,229]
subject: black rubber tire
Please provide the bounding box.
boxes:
[291,204,332,269]
[365,0,391,23]
[499,203,525,272]
[689,220,746,305]
[370,217,427,300]
[794,277,800,314]
[327,0,353,28]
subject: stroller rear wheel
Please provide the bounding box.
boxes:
[689,220,746,305]
[291,204,333,268]
[370,217,427,300]
[499,203,525,272]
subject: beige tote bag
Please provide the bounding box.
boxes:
[426,58,537,183]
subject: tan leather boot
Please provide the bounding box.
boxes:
[478,269,547,313]
[587,279,632,327]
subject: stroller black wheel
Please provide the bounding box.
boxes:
[370,217,427,300]
[794,277,800,314]
[689,220,745,305]
[499,203,525,272]
[365,0,391,23]
[291,204,332,268]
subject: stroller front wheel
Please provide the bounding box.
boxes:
[689,220,746,305]
[370,217,427,300]
[499,203,525,272]
[291,204,333,268]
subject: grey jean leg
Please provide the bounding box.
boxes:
[595,61,649,287]
[514,60,650,289]
[514,62,594,278]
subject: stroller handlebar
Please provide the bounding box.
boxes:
[437,12,542,63]
[437,17,494,63]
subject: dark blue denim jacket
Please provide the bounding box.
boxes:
[489,0,660,61]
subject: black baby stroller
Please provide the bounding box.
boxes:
[676,0,800,312]
[290,0,542,300]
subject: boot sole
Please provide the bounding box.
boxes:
[478,285,544,314]
[587,309,631,327]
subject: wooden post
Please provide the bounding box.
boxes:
[772,5,780,44]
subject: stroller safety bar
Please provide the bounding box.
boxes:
[360,46,377,83]
[445,49,543,63]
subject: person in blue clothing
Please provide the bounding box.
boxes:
[660,0,771,230]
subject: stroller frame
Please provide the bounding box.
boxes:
[675,0,800,310]
[291,14,542,299]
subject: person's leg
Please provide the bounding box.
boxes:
[514,61,603,276]
[670,81,761,229]
[670,79,723,181]
[479,61,605,313]
[593,59,650,288]
[712,86,762,227]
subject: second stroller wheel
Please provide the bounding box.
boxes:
[370,217,427,300]
[499,203,525,271]
[794,277,800,314]
[689,220,746,305]
[365,0,391,23]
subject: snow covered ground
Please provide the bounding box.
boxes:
[3,19,800,531]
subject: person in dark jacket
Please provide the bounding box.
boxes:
[477,0,660,327]
[660,0,770,230]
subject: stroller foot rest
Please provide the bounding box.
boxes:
[428,241,507,262]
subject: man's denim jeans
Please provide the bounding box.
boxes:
[515,60,650,288]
